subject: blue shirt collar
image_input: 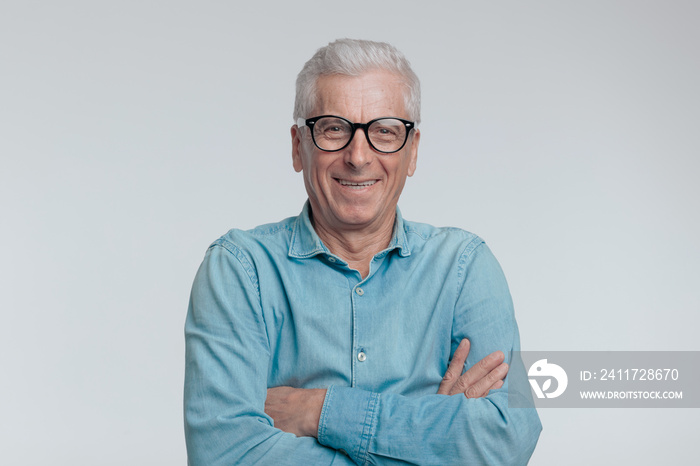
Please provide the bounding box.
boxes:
[288,200,411,259]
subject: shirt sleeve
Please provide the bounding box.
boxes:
[184,243,355,465]
[316,242,542,465]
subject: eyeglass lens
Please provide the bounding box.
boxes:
[312,117,408,153]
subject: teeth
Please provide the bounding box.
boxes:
[338,179,376,187]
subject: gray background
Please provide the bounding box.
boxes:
[1,1,698,464]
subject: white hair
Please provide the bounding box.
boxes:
[294,39,421,125]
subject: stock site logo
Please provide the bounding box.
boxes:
[528,359,568,399]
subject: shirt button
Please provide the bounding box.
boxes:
[328,257,336,262]
[356,287,364,296]
[357,352,367,362]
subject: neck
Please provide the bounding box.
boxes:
[311,212,396,279]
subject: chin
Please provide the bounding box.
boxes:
[338,214,374,226]
[339,212,385,229]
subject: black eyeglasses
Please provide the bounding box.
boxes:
[296,115,415,154]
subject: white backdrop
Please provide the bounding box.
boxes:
[1,1,698,464]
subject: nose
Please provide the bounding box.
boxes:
[344,128,373,170]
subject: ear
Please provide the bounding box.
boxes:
[291,125,304,173]
[406,129,420,177]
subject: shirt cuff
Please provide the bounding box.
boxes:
[317,385,379,465]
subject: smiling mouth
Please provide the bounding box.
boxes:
[336,179,378,189]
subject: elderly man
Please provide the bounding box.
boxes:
[184,39,541,465]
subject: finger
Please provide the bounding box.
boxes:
[437,339,470,395]
[472,379,505,399]
[464,362,508,398]
[488,379,504,393]
[449,350,505,396]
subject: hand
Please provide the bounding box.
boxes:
[437,339,508,398]
[264,386,326,437]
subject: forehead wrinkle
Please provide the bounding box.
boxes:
[314,72,406,123]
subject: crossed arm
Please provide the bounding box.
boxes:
[265,338,509,437]
[184,242,541,465]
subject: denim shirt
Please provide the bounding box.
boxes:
[184,202,541,465]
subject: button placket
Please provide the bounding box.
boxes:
[351,280,369,386]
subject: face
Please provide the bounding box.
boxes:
[291,70,420,236]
